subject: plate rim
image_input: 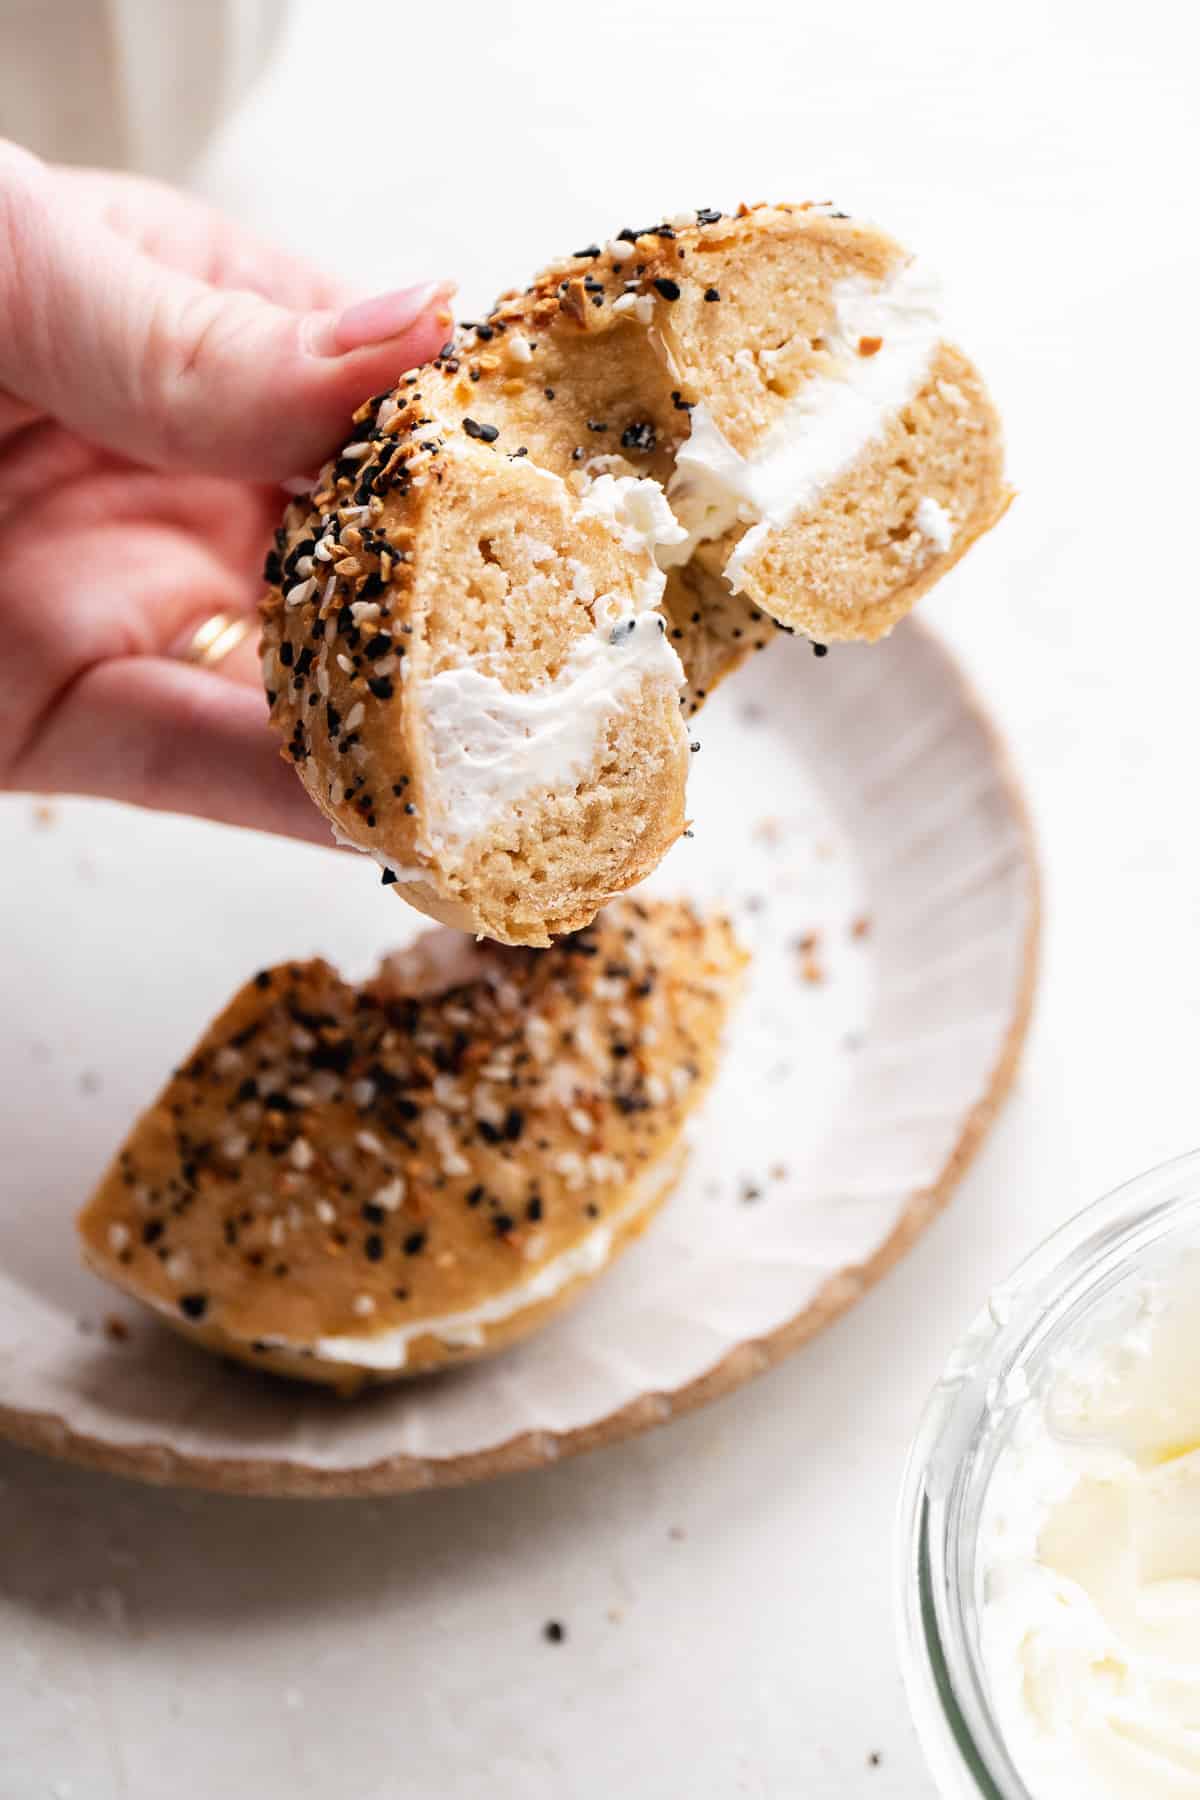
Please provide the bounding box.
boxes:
[0,621,1040,1498]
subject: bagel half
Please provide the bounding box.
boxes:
[262,203,1007,944]
[77,899,747,1393]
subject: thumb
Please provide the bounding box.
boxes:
[0,142,454,480]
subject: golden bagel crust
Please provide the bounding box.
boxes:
[77,900,747,1393]
[261,203,1007,945]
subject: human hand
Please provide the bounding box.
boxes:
[0,141,453,841]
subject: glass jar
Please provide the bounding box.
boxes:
[895,1148,1200,1799]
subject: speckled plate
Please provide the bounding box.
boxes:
[0,620,1037,1496]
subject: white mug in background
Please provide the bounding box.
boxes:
[0,0,289,177]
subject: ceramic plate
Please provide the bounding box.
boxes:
[0,621,1037,1494]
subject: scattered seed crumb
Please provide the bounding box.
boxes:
[79,1070,101,1095]
[740,1182,762,1204]
[606,1606,623,1624]
[850,915,872,941]
[794,931,820,954]
[843,1032,865,1053]
[543,1619,566,1644]
[800,956,825,985]
[667,1525,686,1541]
[868,1750,882,1768]
[753,818,782,846]
[104,1315,130,1343]
[31,802,58,829]
[769,1163,788,1182]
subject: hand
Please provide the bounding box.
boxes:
[0,141,453,841]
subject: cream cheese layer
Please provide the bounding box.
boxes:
[662,258,944,590]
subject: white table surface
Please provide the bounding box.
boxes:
[3,0,1200,1793]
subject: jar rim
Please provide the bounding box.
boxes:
[894,1146,1200,1799]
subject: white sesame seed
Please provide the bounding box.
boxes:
[165,1250,192,1282]
[507,334,533,363]
[289,1137,314,1170]
[612,292,654,324]
[350,601,381,623]
[288,1085,316,1107]
[356,1129,383,1157]
[523,1230,547,1261]
[285,577,316,608]
[310,1071,340,1102]
[213,1045,244,1075]
[220,1133,248,1162]
[344,702,365,731]
[107,1223,130,1253]
[315,1200,336,1225]
[314,536,335,562]
[349,743,369,764]
[568,1107,593,1136]
[328,778,344,807]
[317,665,331,699]
[321,576,337,608]
[352,1294,376,1318]
[260,650,277,687]
[324,615,337,643]
[295,555,314,578]
[644,1074,667,1106]
[342,441,371,460]
[350,1078,376,1109]
[668,209,698,229]
[606,238,636,263]
[290,1027,316,1053]
[375,1175,406,1211]
[370,654,398,677]
[268,1217,286,1247]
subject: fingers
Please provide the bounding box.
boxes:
[56,165,359,312]
[11,654,335,845]
[0,141,455,480]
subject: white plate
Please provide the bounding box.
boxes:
[0,621,1037,1495]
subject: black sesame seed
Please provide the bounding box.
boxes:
[368,675,394,700]
[403,1230,427,1257]
[504,1107,525,1141]
[652,278,681,301]
[543,387,556,400]
[278,641,294,667]
[364,1233,384,1262]
[466,1185,485,1208]
[381,868,397,886]
[704,287,720,302]
[362,1202,386,1225]
[543,1620,566,1643]
[620,420,657,452]
[812,642,829,658]
[696,208,722,225]
[179,1293,208,1320]
[586,419,608,433]
[526,1195,543,1222]
[573,244,601,258]
[493,1212,516,1237]
[462,417,499,443]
